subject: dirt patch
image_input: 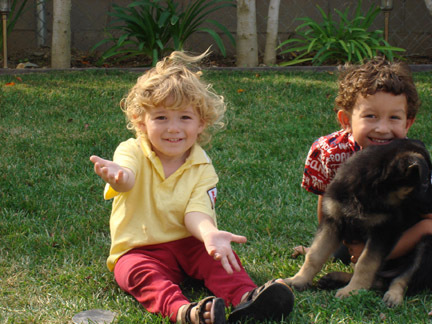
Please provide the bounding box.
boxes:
[6,48,237,69]
[5,48,432,69]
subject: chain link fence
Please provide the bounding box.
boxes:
[8,0,432,58]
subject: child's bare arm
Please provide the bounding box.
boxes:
[90,155,135,192]
[423,213,432,219]
[184,211,247,274]
[347,218,432,263]
[317,195,324,223]
[387,218,432,260]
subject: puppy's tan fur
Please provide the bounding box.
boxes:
[285,139,432,307]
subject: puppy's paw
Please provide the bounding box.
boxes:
[317,272,352,290]
[383,290,403,307]
[283,277,312,291]
[335,286,358,299]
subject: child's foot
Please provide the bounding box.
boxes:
[343,240,365,264]
[177,296,226,324]
[227,279,294,323]
[292,245,310,258]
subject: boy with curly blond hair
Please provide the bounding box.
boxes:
[90,50,294,324]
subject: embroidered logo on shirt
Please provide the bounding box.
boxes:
[207,187,217,209]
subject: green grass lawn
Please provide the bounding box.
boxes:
[1,69,431,323]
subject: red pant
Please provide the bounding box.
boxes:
[114,236,256,322]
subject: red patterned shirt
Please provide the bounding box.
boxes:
[301,129,360,195]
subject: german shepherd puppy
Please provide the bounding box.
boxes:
[285,139,432,307]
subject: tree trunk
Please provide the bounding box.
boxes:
[425,0,432,16]
[236,0,258,67]
[51,0,71,68]
[263,0,280,66]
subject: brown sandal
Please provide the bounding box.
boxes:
[180,296,226,324]
[228,279,294,323]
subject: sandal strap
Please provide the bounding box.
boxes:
[241,279,279,303]
[228,280,294,323]
[195,296,217,323]
[179,296,221,324]
[179,301,198,324]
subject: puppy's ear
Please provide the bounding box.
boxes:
[405,157,430,190]
[406,162,421,181]
[405,156,432,211]
[384,160,423,202]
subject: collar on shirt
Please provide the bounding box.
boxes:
[346,132,360,151]
[338,129,361,151]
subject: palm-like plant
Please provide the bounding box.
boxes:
[278,1,405,66]
[92,0,235,66]
[0,0,29,52]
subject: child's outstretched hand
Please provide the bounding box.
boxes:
[90,155,134,192]
[204,230,247,274]
[184,212,247,274]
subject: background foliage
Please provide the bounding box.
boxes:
[278,1,405,66]
[0,0,29,52]
[92,0,235,66]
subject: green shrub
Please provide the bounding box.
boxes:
[0,0,29,53]
[278,1,405,66]
[92,0,235,66]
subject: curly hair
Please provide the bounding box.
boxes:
[121,50,226,145]
[335,57,420,120]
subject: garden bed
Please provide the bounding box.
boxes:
[6,47,432,70]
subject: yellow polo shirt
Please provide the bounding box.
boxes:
[104,137,218,271]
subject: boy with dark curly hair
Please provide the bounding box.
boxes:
[293,57,432,265]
